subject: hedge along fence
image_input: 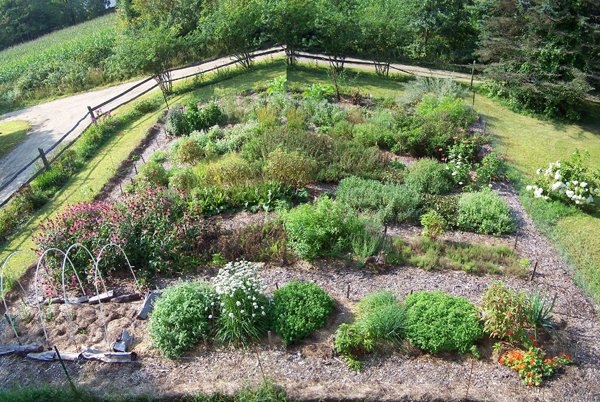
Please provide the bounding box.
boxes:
[0,47,284,210]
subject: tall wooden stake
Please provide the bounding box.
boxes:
[470,60,476,107]
[54,346,78,396]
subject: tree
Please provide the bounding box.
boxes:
[355,0,413,76]
[313,0,360,71]
[111,25,183,106]
[477,0,599,119]
[260,0,319,66]
[119,0,204,36]
[406,0,479,63]
[199,0,264,69]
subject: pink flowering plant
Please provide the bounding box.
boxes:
[527,150,599,209]
[34,189,208,288]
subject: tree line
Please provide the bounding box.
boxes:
[113,0,598,119]
[1,0,598,120]
[0,0,111,50]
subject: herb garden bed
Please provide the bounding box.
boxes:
[0,76,599,401]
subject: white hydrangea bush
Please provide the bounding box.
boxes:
[527,151,599,208]
[212,260,270,345]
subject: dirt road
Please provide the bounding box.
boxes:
[0,49,475,205]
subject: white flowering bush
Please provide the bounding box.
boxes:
[213,260,270,345]
[527,151,599,208]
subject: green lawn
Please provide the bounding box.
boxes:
[475,95,600,304]
[0,61,286,288]
[0,120,30,159]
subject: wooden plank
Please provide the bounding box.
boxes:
[88,290,114,304]
[136,290,161,320]
[0,344,43,356]
[113,293,142,303]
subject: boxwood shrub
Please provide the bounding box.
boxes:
[273,281,334,344]
[404,291,482,354]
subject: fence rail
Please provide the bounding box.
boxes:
[0,46,471,209]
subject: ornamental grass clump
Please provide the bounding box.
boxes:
[213,261,270,345]
[335,291,405,370]
[148,281,216,358]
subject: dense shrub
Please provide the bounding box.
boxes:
[281,196,361,260]
[148,281,216,358]
[204,154,260,187]
[527,150,600,209]
[457,190,515,235]
[165,107,188,136]
[185,100,226,132]
[264,148,318,187]
[140,161,169,186]
[404,291,482,354]
[421,194,460,228]
[353,123,398,150]
[481,282,531,344]
[336,177,422,223]
[476,152,507,185]
[172,136,205,165]
[272,281,334,344]
[398,95,477,157]
[318,142,386,182]
[168,168,199,193]
[213,261,270,345]
[189,181,303,216]
[404,159,454,195]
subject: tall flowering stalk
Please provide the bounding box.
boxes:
[212,261,270,345]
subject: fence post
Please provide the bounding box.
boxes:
[38,148,50,170]
[87,106,97,125]
[470,60,476,107]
